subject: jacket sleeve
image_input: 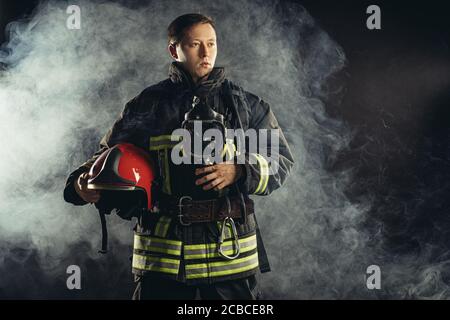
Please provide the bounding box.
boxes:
[237,93,294,196]
[63,94,142,206]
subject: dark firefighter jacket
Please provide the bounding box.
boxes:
[63,61,294,285]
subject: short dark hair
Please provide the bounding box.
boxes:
[167,13,216,45]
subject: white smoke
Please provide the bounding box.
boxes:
[0,0,425,299]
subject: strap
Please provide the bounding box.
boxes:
[180,197,244,222]
[98,209,108,254]
[253,213,271,273]
[154,215,172,238]
[223,79,248,130]
[157,194,253,223]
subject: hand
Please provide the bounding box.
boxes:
[74,172,101,203]
[195,163,244,191]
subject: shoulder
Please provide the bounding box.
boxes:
[225,79,268,111]
[138,79,173,101]
[126,79,173,112]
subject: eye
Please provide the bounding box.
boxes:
[208,43,216,47]
[191,43,200,47]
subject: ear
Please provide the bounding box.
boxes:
[168,43,178,60]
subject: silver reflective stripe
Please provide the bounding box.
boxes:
[185,252,259,279]
[134,234,182,256]
[132,253,180,275]
[184,234,257,260]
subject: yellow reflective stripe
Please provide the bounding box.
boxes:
[150,135,182,142]
[149,135,182,150]
[136,245,180,256]
[220,144,228,158]
[208,261,259,277]
[254,154,269,194]
[149,144,174,151]
[185,252,259,279]
[187,252,257,269]
[134,234,182,246]
[151,135,174,142]
[184,234,257,260]
[154,215,172,238]
[220,139,236,160]
[187,264,259,279]
[132,254,180,274]
[184,234,256,251]
[185,242,256,260]
[185,241,256,259]
[134,235,182,256]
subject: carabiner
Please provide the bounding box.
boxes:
[218,216,241,260]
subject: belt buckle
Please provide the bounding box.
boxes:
[177,196,193,226]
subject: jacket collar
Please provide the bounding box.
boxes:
[169,61,225,98]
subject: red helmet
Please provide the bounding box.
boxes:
[87,143,155,210]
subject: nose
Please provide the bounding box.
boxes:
[200,43,209,58]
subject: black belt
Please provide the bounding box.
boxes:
[155,194,254,225]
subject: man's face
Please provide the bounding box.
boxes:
[170,23,217,82]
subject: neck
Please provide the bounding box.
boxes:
[192,72,210,85]
[191,75,199,84]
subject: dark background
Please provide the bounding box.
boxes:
[2,0,450,298]
[301,0,450,255]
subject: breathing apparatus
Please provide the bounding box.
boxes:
[181,95,227,165]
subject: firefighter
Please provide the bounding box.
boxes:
[63,13,294,300]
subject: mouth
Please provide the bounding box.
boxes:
[200,62,211,68]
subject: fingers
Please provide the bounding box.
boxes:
[194,163,239,190]
[77,172,89,190]
[195,165,216,175]
[213,180,228,191]
[202,177,225,191]
[78,172,98,192]
[76,172,101,203]
[79,172,89,184]
[195,171,219,186]
[80,172,89,179]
